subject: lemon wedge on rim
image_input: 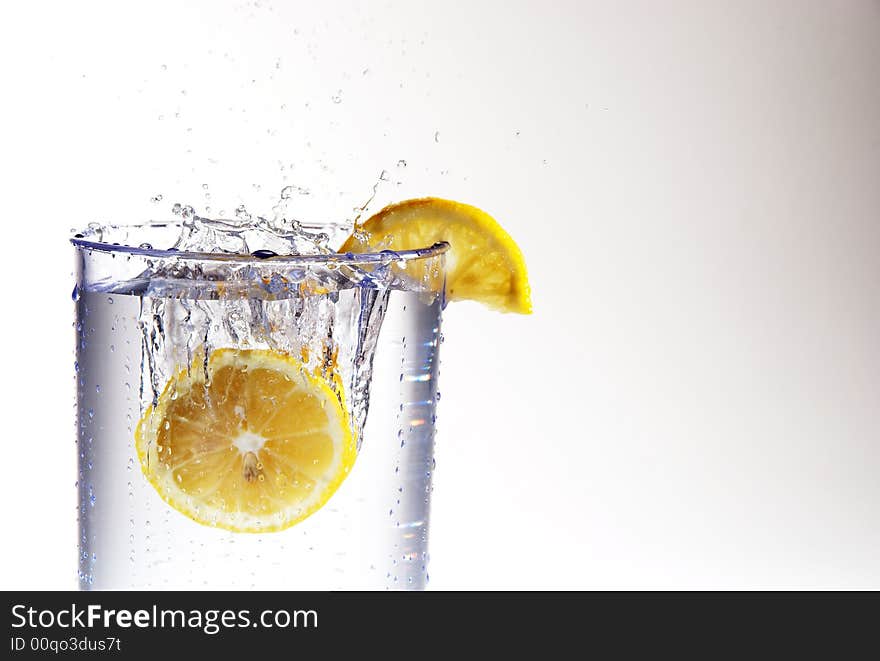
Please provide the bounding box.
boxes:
[340,197,532,314]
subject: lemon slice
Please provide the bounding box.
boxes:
[135,348,356,533]
[340,197,532,314]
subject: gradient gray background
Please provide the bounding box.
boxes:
[1,0,878,588]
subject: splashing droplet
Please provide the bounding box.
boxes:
[234,204,252,222]
[172,203,195,219]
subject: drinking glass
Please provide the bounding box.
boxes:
[72,222,446,589]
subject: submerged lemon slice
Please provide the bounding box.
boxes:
[340,197,532,314]
[135,348,356,533]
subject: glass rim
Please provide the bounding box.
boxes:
[70,221,450,265]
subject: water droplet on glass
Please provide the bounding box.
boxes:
[107,297,113,305]
[71,285,80,301]
[138,243,153,250]
[434,131,440,143]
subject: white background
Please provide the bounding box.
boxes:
[1,0,879,589]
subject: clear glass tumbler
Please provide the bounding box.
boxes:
[72,223,446,589]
